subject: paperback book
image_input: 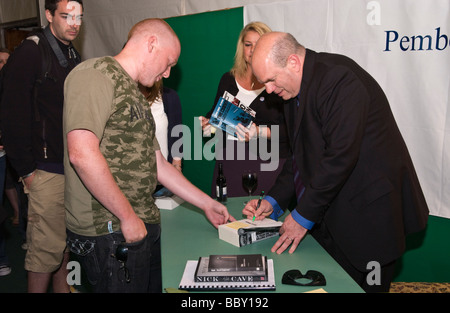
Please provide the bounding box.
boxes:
[208,91,256,138]
[154,195,184,210]
[218,218,282,247]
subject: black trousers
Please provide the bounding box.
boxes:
[67,223,162,293]
[311,222,397,293]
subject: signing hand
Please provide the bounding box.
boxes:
[242,199,273,221]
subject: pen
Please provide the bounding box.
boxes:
[253,191,264,221]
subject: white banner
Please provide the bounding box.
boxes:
[245,0,450,218]
[74,0,295,59]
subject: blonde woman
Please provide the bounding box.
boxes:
[200,22,290,198]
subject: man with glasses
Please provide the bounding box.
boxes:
[1,0,83,292]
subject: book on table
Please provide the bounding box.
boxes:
[195,254,267,282]
[208,254,264,272]
[218,218,282,247]
[208,91,256,138]
[178,254,275,291]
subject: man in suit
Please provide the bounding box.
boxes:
[243,32,429,292]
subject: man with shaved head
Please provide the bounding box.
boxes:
[63,18,234,293]
[244,32,428,292]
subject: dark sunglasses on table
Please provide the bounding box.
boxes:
[282,269,326,287]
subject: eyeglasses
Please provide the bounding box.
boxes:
[112,243,131,283]
[282,269,326,287]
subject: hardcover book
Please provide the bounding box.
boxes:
[194,254,268,282]
[208,254,264,272]
[208,91,256,138]
[179,258,275,291]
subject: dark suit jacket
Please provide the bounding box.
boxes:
[269,49,429,271]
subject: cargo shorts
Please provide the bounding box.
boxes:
[23,170,67,273]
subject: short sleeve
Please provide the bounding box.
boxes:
[64,68,114,139]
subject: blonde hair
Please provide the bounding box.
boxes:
[230,21,272,78]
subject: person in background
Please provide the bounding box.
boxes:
[199,22,290,198]
[0,0,84,292]
[0,48,9,68]
[139,80,183,198]
[244,31,429,292]
[0,47,11,277]
[63,18,234,293]
[0,48,28,248]
[0,49,11,207]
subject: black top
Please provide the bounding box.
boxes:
[206,72,291,198]
[269,49,429,271]
[206,72,290,158]
[1,28,80,176]
[161,86,183,163]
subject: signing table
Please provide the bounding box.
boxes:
[160,196,363,293]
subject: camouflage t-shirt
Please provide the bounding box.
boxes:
[63,56,160,236]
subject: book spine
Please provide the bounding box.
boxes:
[238,231,280,246]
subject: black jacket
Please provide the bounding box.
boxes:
[269,49,429,270]
[161,86,183,163]
[1,29,80,176]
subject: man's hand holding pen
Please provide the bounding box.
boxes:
[243,198,273,222]
[243,196,307,255]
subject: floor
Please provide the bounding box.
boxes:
[0,198,89,293]
[0,203,28,293]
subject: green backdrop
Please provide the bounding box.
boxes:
[165,8,244,195]
[163,7,450,284]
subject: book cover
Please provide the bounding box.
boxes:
[209,93,255,138]
[218,218,282,247]
[208,254,264,272]
[179,259,275,291]
[194,254,268,282]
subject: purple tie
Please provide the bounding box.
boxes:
[292,156,305,203]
